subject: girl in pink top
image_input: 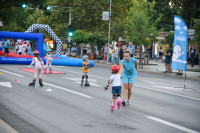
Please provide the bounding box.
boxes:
[28,50,45,87]
[44,49,53,74]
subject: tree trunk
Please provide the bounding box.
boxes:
[139,44,142,69]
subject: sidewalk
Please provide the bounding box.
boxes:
[93,59,200,81]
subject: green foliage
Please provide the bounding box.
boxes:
[126,0,160,45]
[165,32,174,47]
[193,19,200,49]
[73,30,89,44]
[111,19,126,41]
[88,32,107,46]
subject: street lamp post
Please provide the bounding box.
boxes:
[108,0,112,45]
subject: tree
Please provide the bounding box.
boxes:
[126,0,161,68]
[88,32,107,54]
[193,19,200,49]
[165,32,174,48]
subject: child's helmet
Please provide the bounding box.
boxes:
[23,41,27,44]
[47,49,52,52]
[82,55,89,61]
[27,43,30,46]
[15,42,18,45]
[33,50,39,55]
[112,65,120,72]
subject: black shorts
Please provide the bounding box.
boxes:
[4,48,9,53]
[159,52,163,56]
[25,49,28,52]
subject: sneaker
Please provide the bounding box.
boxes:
[176,73,180,75]
[163,71,168,74]
[117,99,121,110]
[127,100,130,105]
[111,102,115,111]
[122,101,126,106]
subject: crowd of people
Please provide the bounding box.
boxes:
[1,38,32,57]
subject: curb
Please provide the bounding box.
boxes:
[94,62,200,81]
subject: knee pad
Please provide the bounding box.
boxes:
[82,75,85,79]
[86,75,88,79]
[112,94,117,99]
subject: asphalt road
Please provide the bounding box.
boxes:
[0,64,200,133]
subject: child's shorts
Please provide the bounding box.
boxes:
[112,86,121,95]
[82,72,88,76]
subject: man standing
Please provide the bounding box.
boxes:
[163,44,172,74]
[2,38,13,57]
[128,43,135,57]
[62,42,67,55]
[189,45,197,68]
[43,39,47,56]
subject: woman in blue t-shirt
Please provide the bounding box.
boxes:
[119,50,137,106]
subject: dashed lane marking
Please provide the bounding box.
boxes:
[147,116,199,133]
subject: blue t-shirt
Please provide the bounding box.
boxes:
[4,40,11,48]
[120,57,137,77]
[128,46,135,55]
[43,43,47,51]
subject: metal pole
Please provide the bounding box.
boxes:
[108,0,112,45]
[69,10,71,25]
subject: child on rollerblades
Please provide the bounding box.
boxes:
[81,55,90,86]
[44,49,53,74]
[28,50,45,87]
[104,65,121,111]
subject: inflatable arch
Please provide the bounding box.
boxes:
[25,24,62,55]
[0,31,44,57]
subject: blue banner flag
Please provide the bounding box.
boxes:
[171,15,188,71]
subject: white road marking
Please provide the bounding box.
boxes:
[153,85,181,90]
[0,118,18,133]
[46,89,53,92]
[73,81,102,87]
[0,69,24,77]
[147,116,199,133]
[0,82,12,88]
[61,77,102,87]
[56,67,200,101]
[54,67,108,80]
[44,82,93,98]
[136,85,200,101]
[61,77,97,82]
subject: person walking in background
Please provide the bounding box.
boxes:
[27,43,32,55]
[83,44,87,55]
[127,43,135,57]
[119,50,137,106]
[163,44,172,74]
[2,38,14,57]
[43,39,47,56]
[62,42,67,55]
[109,47,114,64]
[108,44,112,64]
[18,42,23,55]
[189,45,197,68]
[78,45,81,58]
[113,44,119,65]
[104,43,109,63]
[119,47,123,61]
[159,46,163,61]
